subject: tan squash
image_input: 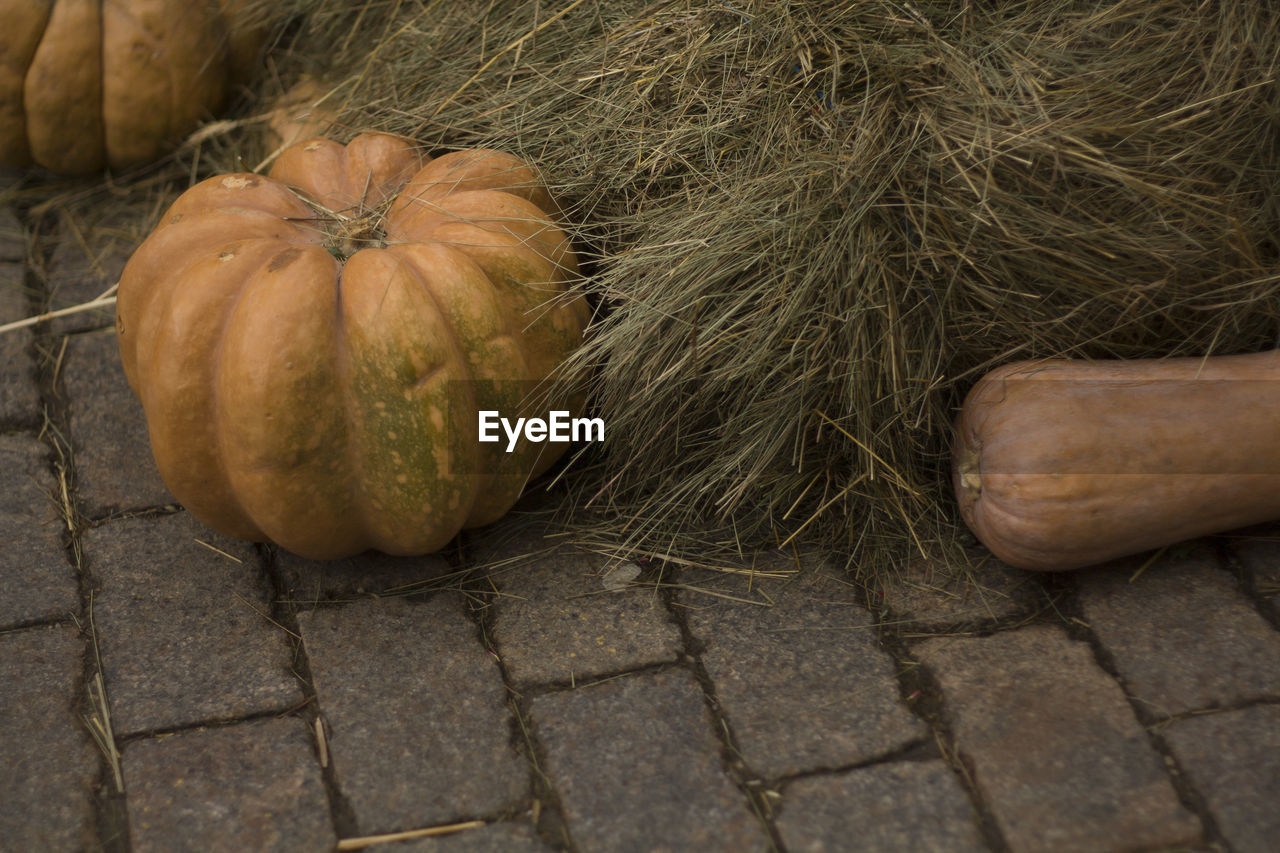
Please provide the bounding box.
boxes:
[0,0,264,174]
[264,75,340,151]
[952,350,1280,570]
[116,133,589,559]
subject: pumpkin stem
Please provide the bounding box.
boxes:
[326,211,387,260]
[293,192,395,262]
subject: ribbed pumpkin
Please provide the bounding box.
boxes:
[115,133,589,559]
[0,0,262,174]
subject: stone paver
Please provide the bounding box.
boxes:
[386,821,554,852]
[297,595,528,835]
[62,330,171,517]
[6,183,1280,852]
[1077,548,1280,717]
[84,512,300,736]
[0,434,77,629]
[42,205,142,335]
[1230,528,1280,619]
[472,522,682,687]
[124,717,336,853]
[0,623,97,851]
[874,552,1045,634]
[530,667,769,852]
[683,557,927,779]
[5,84,1280,853]
[916,624,1202,853]
[1161,704,1280,853]
[0,206,24,260]
[0,257,39,429]
[776,759,988,853]
[276,549,456,603]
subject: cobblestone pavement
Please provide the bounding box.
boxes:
[3,200,1280,853]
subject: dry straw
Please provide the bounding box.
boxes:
[205,0,1280,574]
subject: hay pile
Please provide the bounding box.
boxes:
[258,0,1280,572]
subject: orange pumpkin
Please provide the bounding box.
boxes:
[115,133,589,559]
[952,351,1280,570]
[0,0,264,174]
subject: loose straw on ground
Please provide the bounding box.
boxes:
[336,821,486,850]
[0,285,117,335]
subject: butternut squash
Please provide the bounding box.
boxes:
[952,350,1280,570]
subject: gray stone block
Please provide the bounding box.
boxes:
[84,513,300,735]
[530,667,769,852]
[298,595,528,835]
[61,330,171,516]
[472,522,682,687]
[124,717,336,853]
[917,624,1201,853]
[0,325,39,428]
[1162,704,1280,853]
[683,556,927,779]
[0,259,40,428]
[277,549,456,605]
[776,760,988,853]
[0,623,97,851]
[1229,528,1280,618]
[873,551,1046,634]
[0,434,77,629]
[41,204,146,335]
[1078,548,1280,717]
[0,205,25,261]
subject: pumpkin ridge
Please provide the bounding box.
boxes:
[382,245,486,530]
[24,0,105,173]
[102,0,176,169]
[204,240,321,540]
[336,247,475,554]
[115,190,306,387]
[168,172,318,222]
[388,241,538,527]
[215,242,362,557]
[129,233,272,393]
[327,248,458,554]
[432,191,573,274]
[144,239,278,541]
[124,223,319,389]
[268,133,423,221]
[0,2,51,166]
[398,185,584,427]
[398,149,553,212]
[330,258,374,552]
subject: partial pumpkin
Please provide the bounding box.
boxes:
[265,75,340,152]
[952,351,1280,571]
[116,133,589,559]
[0,0,263,174]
